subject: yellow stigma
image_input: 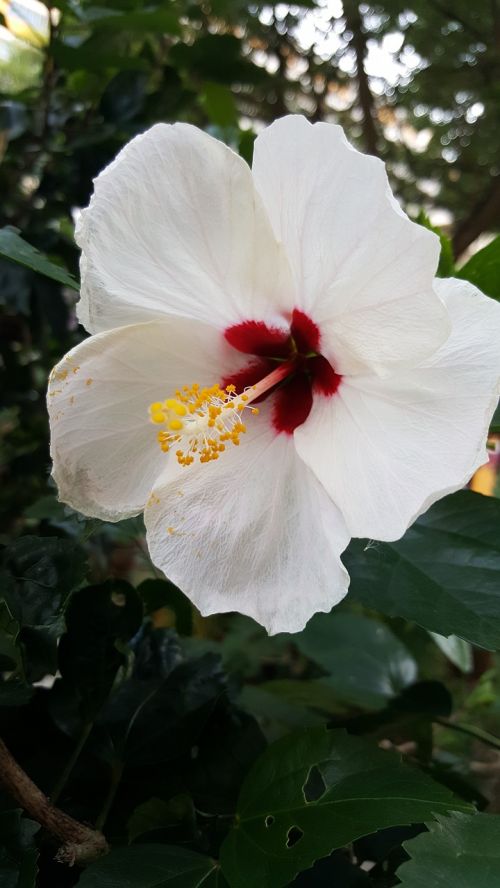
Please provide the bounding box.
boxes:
[148,383,252,467]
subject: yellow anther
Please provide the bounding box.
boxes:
[168,419,184,431]
[165,398,187,416]
[148,378,265,468]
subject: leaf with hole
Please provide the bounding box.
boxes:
[219,727,471,888]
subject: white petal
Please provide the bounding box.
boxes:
[144,412,350,635]
[48,317,244,521]
[77,123,294,334]
[252,115,449,375]
[294,278,500,540]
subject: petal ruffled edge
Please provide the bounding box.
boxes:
[76,122,295,335]
[144,417,350,635]
[294,277,500,541]
[48,316,246,521]
[252,115,449,376]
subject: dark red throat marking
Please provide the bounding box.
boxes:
[223,309,342,434]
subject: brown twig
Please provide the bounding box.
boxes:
[0,737,108,866]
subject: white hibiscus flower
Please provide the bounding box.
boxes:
[47,115,500,634]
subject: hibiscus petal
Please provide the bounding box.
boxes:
[252,115,449,375]
[144,412,350,635]
[48,317,244,521]
[76,123,294,334]
[294,278,500,540]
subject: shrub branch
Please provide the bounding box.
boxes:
[0,736,108,865]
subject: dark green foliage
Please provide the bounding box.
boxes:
[397,812,500,887]
[220,729,470,888]
[458,236,500,301]
[2,0,500,885]
[0,228,78,291]
[293,613,417,710]
[79,845,220,887]
[346,491,500,649]
[0,810,39,888]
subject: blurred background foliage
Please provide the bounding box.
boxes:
[1,1,500,887]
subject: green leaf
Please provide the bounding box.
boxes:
[346,490,500,651]
[0,809,39,888]
[489,401,500,434]
[90,9,181,35]
[238,685,326,742]
[220,727,471,888]
[291,850,371,886]
[294,613,417,709]
[0,600,21,672]
[138,578,193,635]
[416,211,455,277]
[79,845,219,888]
[397,812,500,887]
[0,535,87,680]
[170,35,268,86]
[0,677,33,707]
[99,654,228,765]
[58,579,143,718]
[253,680,347,717]
[127,795,195,842]
[458,235,500,301]
[428,632,473,673]
[200,82,238,127]
[238,129,255,165]
[0,227,78,291]
[1,535,87,627]
[100,70,148,123]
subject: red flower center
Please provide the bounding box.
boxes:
[222,309,342,434]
